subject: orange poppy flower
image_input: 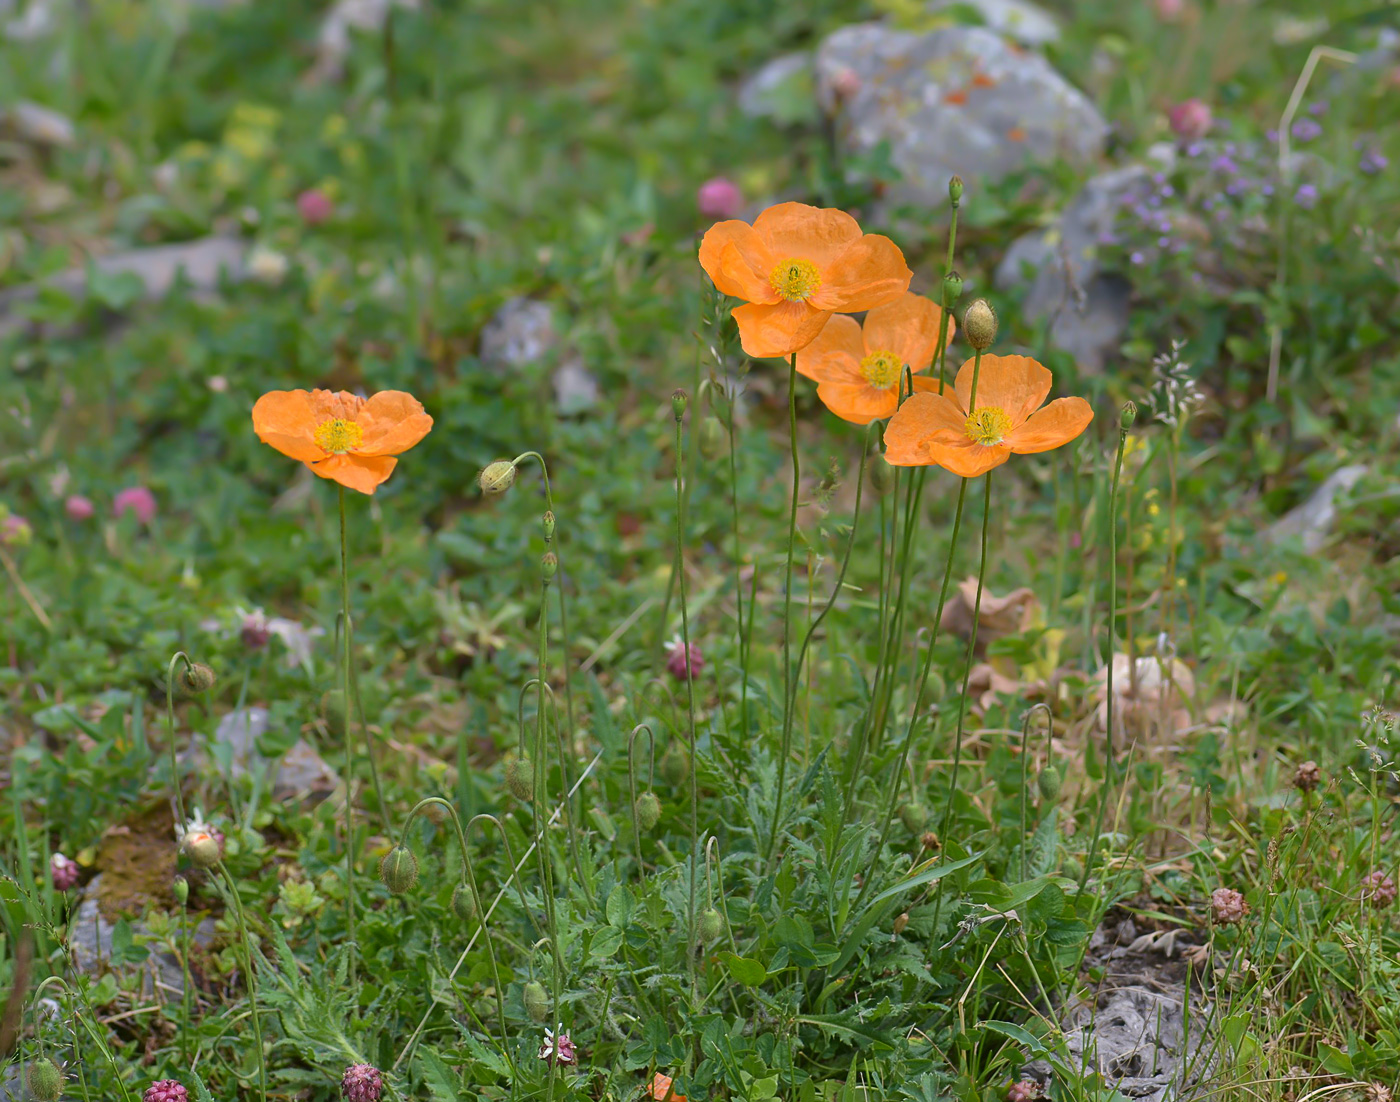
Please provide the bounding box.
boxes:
[698,202,912,359]
[795,292,956,424]
[251,388,433,495]
[944,89,969,105]
[884,354,1092,477]
[649,1074,687,1102]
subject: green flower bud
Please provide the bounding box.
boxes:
[451,882,478,922]
[699,907,724,941]
[948,175,964,204]
[698,417,728,462]
[379,845,418,895]
[942,270,963,309]
[542,511,556,542]
[27,1058,63,1102]
[504,756,534,801]
[321,689,348,737]
[173,876,189,906]
[178,662,217,695]
[634,791,662,831]
[478,460,517,495]
[893,910,909,935]
[671,389,688,421]
[1120,401,1138,430]
[898,802,928,834]
[869,456,896,497]
[660,743,690,787]
[523,980,550,1023]
[540,552,558,582]
[962,299,998,351]
[1037,765,1063,802]
[1061,856,1083,882]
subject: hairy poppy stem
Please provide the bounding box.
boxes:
[720,383,751,736]
[164,652,195,828]
[670,401,703,1007]
[217,861,268,1102]
[766,355,802,867]
[935,189,961,394]
[337,487,357,987]
[1078,405,1134,900]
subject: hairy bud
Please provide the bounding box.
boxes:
[505,756,534,801]
[451,883,478,922]
[540,552,558,582]
[699,907,724,941]
[523,980,550,1023]
[379,845,418,895]
[869,456,897,496]
[660,744,690,787]
[542,511,556,542]
[898,802,928,834]
[1037,766,1062,802]
[178,662,217,695]
[478,460,517,495]
[27,1058,63,1102]
[634,791,662,831]
[962,299,998,351]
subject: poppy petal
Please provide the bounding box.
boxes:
[732,300,831,359]
[309,454,398,494]
[358,391,435,456]
[752,202,863,268]
[924,441,1011,478]
[861,293,951,373]
[252,391,323,462]
[816,380,900,425]
[883,391,966,466]
[307,389,365,421]
[808,234,913,312]
[698,221,777,302]
[1007,397,1095,454]
[796,314,865,383]
[953,354,1052,426]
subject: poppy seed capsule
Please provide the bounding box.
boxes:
[478,460,517,495]
[451,882,478,922]
[173,875,189,905]
[542,510,556,542]
[1037,766,1062,801]
[948,175,964,203]
[634,791,662,831]
[505,756,533,801]
[523,980,550,1023]
[942,270,963,308]
[698,417,728,461]
[671,389,688,421]
[963,299,998,351]
[541,552,558,582]
[1120,401,1138,430]
[379,845,418,895]
[699,907,724,941]
[27,1058,63,1102]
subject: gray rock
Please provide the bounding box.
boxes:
[815,23,1107,210]
[0,236,246,338]
[69,877,215,1000]
[996,165,1148,372]
[552,355,599,416]
[3,0,55,41]
[311,0,421,82]
[925,0,1060,47]
[737,51,816,124]
[2,101,75,146]
[479,296,557,370]
[1264,465,1369,554]
[197,707,337,801]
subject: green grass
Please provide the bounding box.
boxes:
[2,1,1399,1100]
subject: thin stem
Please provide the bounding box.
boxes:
[767,354,801,865]
[673,407,702,1006]
[721,386,749,736]
[218,861,268,1102]
[337,486,357,987]
[935,192,961,394]
[164,652,193,828]
[1079,409,1133,899]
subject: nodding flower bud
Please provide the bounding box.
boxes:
[540,552,558,583]
[1037,766,1063,802]
[898,802,928,833]
[1120,401,1138,431]
[962,299,998,351]
[451,882,478,922]
[869,456,897,497]
[504,756,534,801]
[28,1058,64,1102]
[948,175,964,204]
[523,980,550,1023]
[542,511,556,542]
[660,743,690,786]
[478,460,517,495]
[179,662,217,695]
[942,270,964,308]
[698,417,728,462]
[671,389,688,422]
[893,911,909,936]
[634,791,662,831]
[379,845,418,895]
[699,907,724,941]
[321,690,348,736]
[172,875,189,906]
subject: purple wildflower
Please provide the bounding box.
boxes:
[1291,118,1322,143]
[1293,184,1318,210]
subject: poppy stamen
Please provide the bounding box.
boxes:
[768,258,822,302]
[964,407,1013,446]
[859,350,903,390]
[314,418,364,455]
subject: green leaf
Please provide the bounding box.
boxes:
[1044,917,1088,945]
[416,1049,462,1102]
[590,926,624,959]
[721,952,768,986]
[980,1020,1050,1059]
[606,884,634,928]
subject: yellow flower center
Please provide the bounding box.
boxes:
[964,406,1013,446]
[769,258,822,302]
[314,418,364,454]
[860,350,903,390]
